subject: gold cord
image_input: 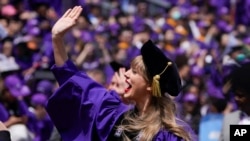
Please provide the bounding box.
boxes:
[152,62,172,97]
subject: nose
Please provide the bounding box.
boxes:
[124,69,130,78]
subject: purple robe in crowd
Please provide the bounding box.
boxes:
[46,60,188,141]
[18,99,53,141]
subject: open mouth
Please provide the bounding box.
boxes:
[125,79,132,93]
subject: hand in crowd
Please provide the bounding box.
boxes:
[4,116,27,128]
[0,121,8,131]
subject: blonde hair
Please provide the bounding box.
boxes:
[119,56,191,141]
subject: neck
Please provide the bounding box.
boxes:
[135,96,152,116]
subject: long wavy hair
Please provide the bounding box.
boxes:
[119,56,191,141]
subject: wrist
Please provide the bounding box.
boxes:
[52,34,64,40]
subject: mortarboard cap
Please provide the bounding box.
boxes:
[191,65,204,77]
[218,7,229,16]
[183,93,198,103]
[189,6,198,14]
[4,75,31,97]
[110,61,127,72]
[31,93,48,106]
[36,79,54,96]
[141,40,182,96]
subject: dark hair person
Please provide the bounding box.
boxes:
[46,6,196,141]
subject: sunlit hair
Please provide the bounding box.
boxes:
[130,55,149,82]
[119,55,192,141]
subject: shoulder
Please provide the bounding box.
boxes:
[224,110,241,119]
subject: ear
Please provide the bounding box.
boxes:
[146,85,152,91]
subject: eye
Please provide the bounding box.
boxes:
[132,69,137,74]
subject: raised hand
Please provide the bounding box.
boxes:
[52,6,83,38]
[52,6,83,66]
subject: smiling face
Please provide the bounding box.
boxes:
[122,56,152,103]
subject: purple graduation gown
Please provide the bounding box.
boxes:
[46,60,185,141]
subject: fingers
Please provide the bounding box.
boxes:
[68,6,83,20]
[74,6,83,19]
[62,9,72,18]
[119,68,126,76]
[114,72,120,81]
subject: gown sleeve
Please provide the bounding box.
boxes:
[46,60,128,141]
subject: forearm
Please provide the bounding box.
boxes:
[101,48,111,64]
[4,116,27,128]
[52,35,68,67]
[4,119,14,128]
[75,50,88,66]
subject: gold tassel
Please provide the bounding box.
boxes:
[151,62,172,97]
[152,75,161,97]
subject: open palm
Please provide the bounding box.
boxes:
[52,6,83,37]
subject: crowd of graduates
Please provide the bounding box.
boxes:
[1,0,250,141]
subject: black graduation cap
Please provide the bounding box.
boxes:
[141,40,182,97]
[110,61,126,72]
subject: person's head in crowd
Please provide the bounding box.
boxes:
[86,68,106,86]
[6,16,24,37]
[169,6,183,21]
[110,46,128,65]
[229,62,250,114]
[77,13,91,29]
[228,45,246,63]
[76,42,102,71]
[208,98,228,114]
[174,53,190,84]
[115,12,130,28]
[31,93,48,120]
[36,79,54,97]
[1,74,30,102]
[117,27,133,46]
[13,41,34,70]
[89,4,102,17]
[0,36,14,57]
[181,92,200,134]
[182,93,199,113]
[32,2,50,17]
[136,1,148,17]
[94,29,109,47]
[190,65,205,89]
